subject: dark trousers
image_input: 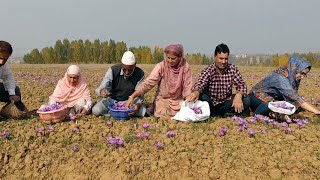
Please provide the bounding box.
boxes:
[199,92,250,117]
[249,93,270,116]
[0,83,21,103]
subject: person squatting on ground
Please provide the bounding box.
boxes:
[249,56,320,117]
[126,43,193,119]
[92,51,146,117]
[0,41,24,119]
[48,65,93,118]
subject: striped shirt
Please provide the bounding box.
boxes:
[193,63,247,106]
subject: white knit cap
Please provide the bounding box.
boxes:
[121,51,136,65]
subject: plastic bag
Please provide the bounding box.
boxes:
[268,101,296,115]
[172,100,210,122]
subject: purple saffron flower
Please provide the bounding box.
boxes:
[166,131,176,138]
[155,141,163,149]
[36,129,44,135]
[248,130,255,137]
[69,115,76,121]
[105,120,112,127]
[142,122,150,130]
[72,127,79,133]
[143,132,149,139]
[249,117,256,123]
[218,126,228,137]
[272,121,278,127]
[71,145,78,152]
[135,132,142,138]
[261,128,267,135]
[106,137,124,147]
[1,131,9,139]
[281,122,288,127]
[47,125,54,132]
[285,127,292,134]
[297,121,304,128]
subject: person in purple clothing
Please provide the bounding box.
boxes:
[186,43,250,117]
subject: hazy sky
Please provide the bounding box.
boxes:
[2,0,320,57]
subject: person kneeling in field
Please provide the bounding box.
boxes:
[126,44,193,119]
[0,41,26,119]
[48,65,93,119]
[92,51,146,117]
[185,43,250,117]
[249,56,320,117]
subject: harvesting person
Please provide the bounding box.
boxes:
[48,65,93,118]
[185,43,250,117]
[125,44,193,119]
[249,57,320,117]
[0,41,25,118]
[92,51,146,117]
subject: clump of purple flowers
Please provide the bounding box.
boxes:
[112,102,129,110]
[272,102,294,111]
[1,131,9,139]
[166,131,176,138]
[218,126,228,137]
[71,145,79,152]
[38,103,64,112]
[69,115,76,121]
[135,132,149,139]
[191,106,202,114]
[106,137,124,147]
[155,141,163,149]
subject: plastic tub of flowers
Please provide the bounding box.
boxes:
[108,102,134,120]
[37,103,68,124]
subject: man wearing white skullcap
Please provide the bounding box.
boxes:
[92,51,146,117]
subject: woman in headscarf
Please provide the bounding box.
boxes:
[49,65,93,118]
[250,57,320,116]
[125,44,193,119]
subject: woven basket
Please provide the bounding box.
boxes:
[0,101,29,119]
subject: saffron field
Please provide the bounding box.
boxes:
[1,64,320,179]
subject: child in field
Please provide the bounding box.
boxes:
[48,65,93,118]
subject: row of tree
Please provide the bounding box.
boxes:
[23,39,211,65]
[232,53,320,67]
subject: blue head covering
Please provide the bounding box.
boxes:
[275,56,311,91]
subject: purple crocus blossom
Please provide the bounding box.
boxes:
[135,132,142,138]
[72,127,79,133]
[142,123,150,130]
[71,145,79,152]
[47,125,54,132]
[261,128,267,135]
[218,127,228,137]
[1,131,9,139]
[248,130,255,137]
[166,131,176,138]
[36,129,44,134]
[143,132,149,139]
[106,137,124,147]
[285,127,292,134]
[155,141,163,149]
[69,115,76,121]
[105,120,112,127]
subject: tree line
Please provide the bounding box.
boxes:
[23,39,211,65]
